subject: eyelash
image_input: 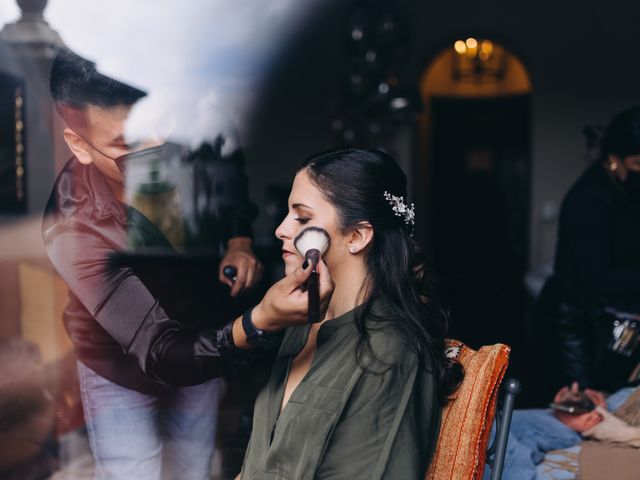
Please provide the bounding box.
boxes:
[295,217,310,224]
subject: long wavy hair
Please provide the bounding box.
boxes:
[301,147,463,403]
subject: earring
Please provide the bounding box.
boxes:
[349,246,357,254]
[609,160,619,172]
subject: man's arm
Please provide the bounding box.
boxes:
[44,221,332,385]
[584,407,640,447]
[217,149,261,296]
[132,259,332,384]
[43,222,253,384]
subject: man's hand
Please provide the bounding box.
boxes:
[554,382,607,407]
[583,407,640,447]
[253,259,334,331]
[231,260,334,348]
[552,382,606,432]
[219,237,263,297]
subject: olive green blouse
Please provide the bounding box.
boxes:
[241,305,440,479]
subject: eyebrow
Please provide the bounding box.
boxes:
[292,203,313,210]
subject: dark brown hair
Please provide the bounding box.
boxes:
[301,147,463,403]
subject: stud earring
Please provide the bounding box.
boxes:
[349,246,357,254]
[609,160,619,172]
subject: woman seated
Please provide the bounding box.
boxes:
[239,148,462,479]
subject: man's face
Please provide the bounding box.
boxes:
[64,104,132,185]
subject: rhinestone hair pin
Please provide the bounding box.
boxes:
[383,191,415,229]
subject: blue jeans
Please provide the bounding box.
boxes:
[484,387,637,480]
[77,361,220,480]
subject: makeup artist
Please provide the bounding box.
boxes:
[43,49,334,480]
[44,49,336,384]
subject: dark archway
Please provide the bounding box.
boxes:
[415,38,533,390]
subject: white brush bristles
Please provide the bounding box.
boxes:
[294,226,330,257]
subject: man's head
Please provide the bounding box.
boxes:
[602,106,640,189]
[50,49,147,184]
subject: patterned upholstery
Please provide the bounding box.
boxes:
[426,340,511,480]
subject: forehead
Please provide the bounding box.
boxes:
[289,169,331,208]
[83,104,130,138]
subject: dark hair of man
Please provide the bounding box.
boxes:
[301,147,463,404]
[601,106,640,159]
[50,48,146,122]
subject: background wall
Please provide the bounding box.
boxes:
[243,0,640,273]
[1,0,638,278]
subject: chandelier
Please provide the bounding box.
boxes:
[452,38,507,83]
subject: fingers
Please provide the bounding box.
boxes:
[251,262,264,286]
[585,389,607,407]
[220,252,262,296]
[231,261,248,297]
[571,382,579,393]
[316,260,335,296]
[249,260,264,287]
[554,386,569,403]
[244,260,255,290]
[284,261,314,291]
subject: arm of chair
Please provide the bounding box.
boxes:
[486,378,521,480]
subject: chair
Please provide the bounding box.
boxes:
[426,341,520,480]
[485,378,521,480]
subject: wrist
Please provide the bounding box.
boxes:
[232,317,251,349]
[242,306,282,350]
[228,237,252,250]
[252,304,276,332]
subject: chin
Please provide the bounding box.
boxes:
[283,257,302,276]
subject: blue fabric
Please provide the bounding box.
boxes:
[484,386,637,480]
[77,361,220,480]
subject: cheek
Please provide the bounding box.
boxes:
[319,230,348,265]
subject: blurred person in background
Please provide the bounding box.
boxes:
[485,382,640,480]
[535,106,640,395]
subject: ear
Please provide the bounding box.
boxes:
[63,128,93,165]
[347,222,374,254]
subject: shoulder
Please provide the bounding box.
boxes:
[562,162,615,212]
[45,158,88,220]
[44,158,123,228]
[365,320,420,371]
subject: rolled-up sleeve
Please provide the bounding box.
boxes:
[43,219,260,385]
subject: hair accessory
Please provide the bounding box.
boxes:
[383,191,415,229]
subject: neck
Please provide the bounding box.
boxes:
[105,177,125,203]
[324,258,369,321]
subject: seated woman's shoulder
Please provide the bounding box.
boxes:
[365,321,420,368]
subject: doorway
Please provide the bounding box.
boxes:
[431,95,531,349]
[417,38,532,369]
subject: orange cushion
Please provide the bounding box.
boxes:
[426,340,510,480]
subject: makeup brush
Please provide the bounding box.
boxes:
[294,226,330,323]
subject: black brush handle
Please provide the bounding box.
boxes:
[306,249,321,323]
[307,271,320,323]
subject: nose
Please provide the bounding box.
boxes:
[275,216,291,241]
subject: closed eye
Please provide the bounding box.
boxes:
[295,217,310,224]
